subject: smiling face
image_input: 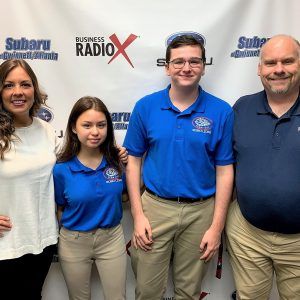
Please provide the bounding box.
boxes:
[258,36,300,97]
[1,66,35,126]
[72,109,108,152]
[165,45,205,90]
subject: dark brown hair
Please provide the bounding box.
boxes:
[57,96,122,174]
[0,59,47,159]
[165,35,206,64]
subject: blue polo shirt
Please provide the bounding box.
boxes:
[234,90,300,234]
[53,156,125,231]
[124,85,234,198]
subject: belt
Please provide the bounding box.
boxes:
[145,187,213,204]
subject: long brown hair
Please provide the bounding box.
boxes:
[0,59,47,159]
[57,96,122,174]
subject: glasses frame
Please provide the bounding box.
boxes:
[167,57,204,69]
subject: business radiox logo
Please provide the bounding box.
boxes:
[157,31,213,67]
[75,34,138,68]
[0,37,59,61]
[230,36,269,58]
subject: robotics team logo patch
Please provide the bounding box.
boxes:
[103,167,122,183]
[192,117,212,134]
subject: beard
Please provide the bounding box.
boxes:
[270,84,290,94]
[267,75,293,94]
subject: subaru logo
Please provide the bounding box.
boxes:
[37,106,54,122]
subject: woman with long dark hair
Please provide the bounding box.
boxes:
[54,96,127,300]
[0,59,58,299]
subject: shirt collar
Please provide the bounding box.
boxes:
[160,84,206,114]
[68,156,108,173]
[257,90,300,117]
[290,92,300,116]
[256,90,272,115]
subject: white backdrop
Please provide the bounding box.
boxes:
[1,0,300,299]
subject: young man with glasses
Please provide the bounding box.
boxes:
[124,34,234,300]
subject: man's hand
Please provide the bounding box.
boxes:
[132,213,153,251]
[0,216,12,237]
[199,164,234,262]
[199,226,221,262]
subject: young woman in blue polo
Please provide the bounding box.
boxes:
[53,96,127,300]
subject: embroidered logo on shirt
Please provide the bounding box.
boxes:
[192,117,213,134]
[103,167,122,183]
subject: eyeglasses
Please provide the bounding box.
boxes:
[167,58,204,69]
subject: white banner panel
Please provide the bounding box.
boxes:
[1,0,299,299]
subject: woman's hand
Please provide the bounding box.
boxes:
[0,215,12,237]
[118,146,128,164]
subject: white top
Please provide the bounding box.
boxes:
[0,117,58,260]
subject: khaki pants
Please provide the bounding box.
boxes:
[59,224,126,300]
[131,190,215,300]
[226,200,300,300]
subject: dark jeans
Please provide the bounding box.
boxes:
[0,244,56,300]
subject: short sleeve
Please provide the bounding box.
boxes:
[123,101,149,157]
[215,110,235,166]
[53,164,67,206]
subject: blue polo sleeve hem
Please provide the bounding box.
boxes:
[127,149,144,157]
[123,99,149,157]
[215,159,235,166]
